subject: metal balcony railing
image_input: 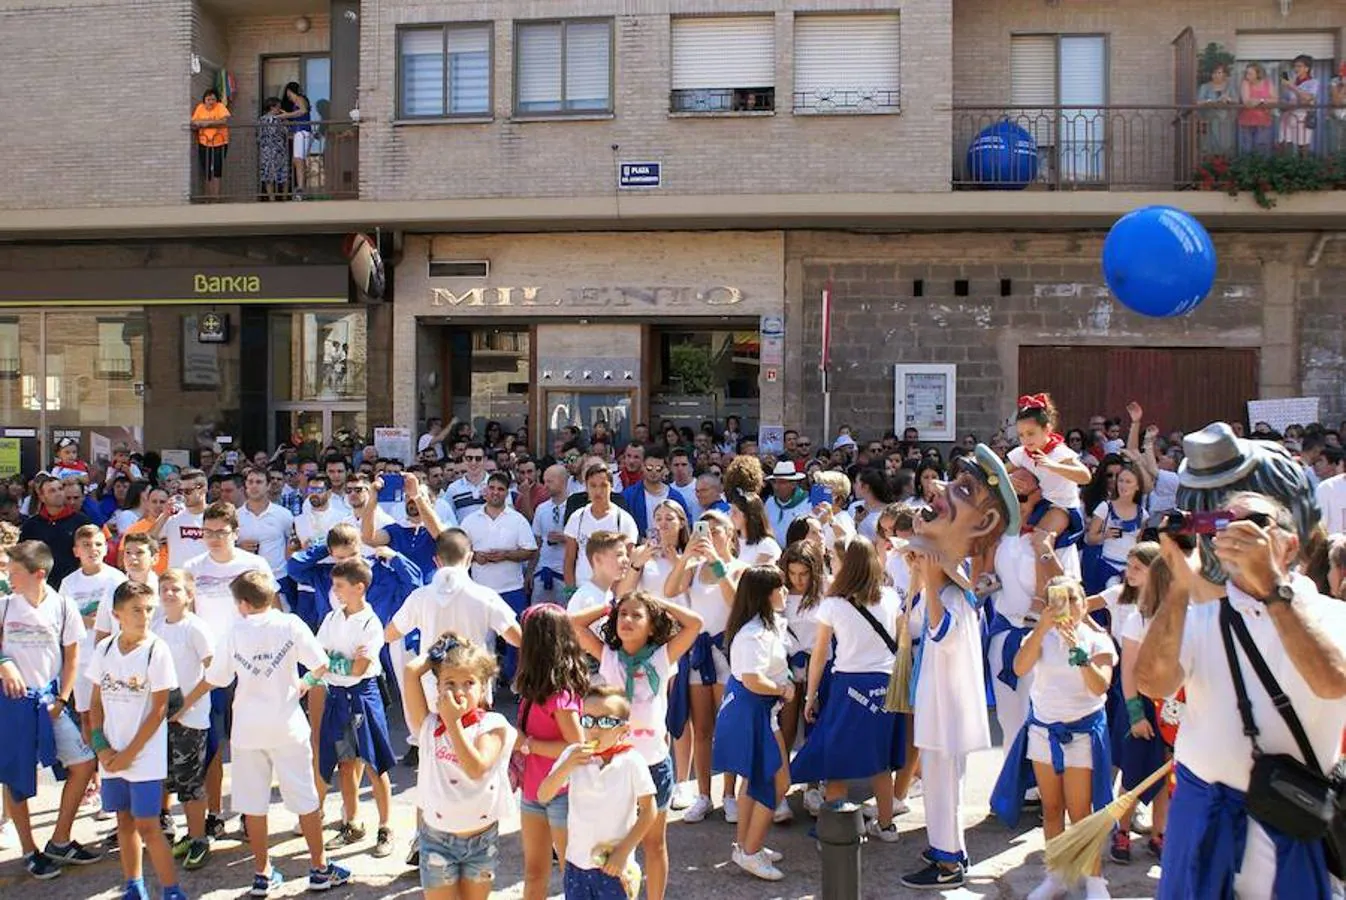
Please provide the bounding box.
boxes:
[671,87,776,113]
[793,88,900,114]
[952,104,1346,191]
[189,121,359,203]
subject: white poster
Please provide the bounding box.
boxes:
[182,315,220,389]
[893,364,957,442]
[1247,397,1320,435]
[373,427,414,465]
[160,449,191,470]
[758,425,785,455]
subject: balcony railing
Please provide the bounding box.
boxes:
[671,87,775,113]
[952,104,1346,191]
[794,88,900,114]
[189,121,359,203]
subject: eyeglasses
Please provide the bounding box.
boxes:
[202,528,233,539]
[345,487,368,494]
[306,485,327,494]
[579,714,627,729]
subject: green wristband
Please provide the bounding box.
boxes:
[303,672,323,688]
[90,728,111,753]
[1126,697,1147,726]
[711,561,727,579]
[1067,646,1089,667]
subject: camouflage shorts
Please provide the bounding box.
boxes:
[165,723,208,802]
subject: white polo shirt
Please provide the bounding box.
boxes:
[1316,473,1346,536]
[460,505,537,594]
[1175,578,1346,792]
[238,501,295,577]
[293,501,347,549]
[531,498,568,575]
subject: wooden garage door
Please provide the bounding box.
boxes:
[1019,346,1259,433]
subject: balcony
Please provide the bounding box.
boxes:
[189,121,358,203]
[952,104,1346,192]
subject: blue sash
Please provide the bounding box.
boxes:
[0,680,69,801]
[534,566,562,590]
[711,676,781,809]
[990,707,1112,829]
[686,632,725,686]
[1158,763,1330,900]
[317,679,397,782]
[985,613,1032,691]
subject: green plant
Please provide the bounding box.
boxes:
[1197,42,1235,84]
[668,342,714,394]
[1194,151,1346,208]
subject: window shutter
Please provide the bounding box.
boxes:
[671,16,775,90]
[517,23,563,111]
[1057,36,1107,183]
[794,13,900,104]
[1236,32,1336,62]
[446,26,490,114]
[1058,36,1106,105]
[400,29,445,117]
[564,21,611,110]
[1010,36,1057,106]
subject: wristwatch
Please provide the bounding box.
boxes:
[1260,581,1295,607]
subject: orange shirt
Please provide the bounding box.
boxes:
[116,515,169,574]
[192,102,230,147]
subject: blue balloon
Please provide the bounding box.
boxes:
[965,121,1039,189]
[1102,206,1216,318]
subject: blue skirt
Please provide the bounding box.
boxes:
[710,677,781,809]
[317,678,397,782]
[790,671,905,783]
[666,658,692,740]
[788,649,834,737]
[1113,700,1166,804]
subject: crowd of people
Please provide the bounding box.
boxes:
[1,396,1345,900]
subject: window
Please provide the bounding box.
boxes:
[0,321,18,378]
[515,19,612,115]
[671,16,775,112]
[1010,34,1107,183]
[96,321,134,379]
[399,24,492,118]
[793,13,900,113]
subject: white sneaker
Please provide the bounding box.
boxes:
[732,845,784,881]
[866,820,901,843]
[761,846,784,863]
[1132,802,1153,835]
[892,799,911,816]
[670,783,695,811]
[773,799,794,824]
[1084,876,1112,899]
[908,778,924,798]
[1027,873,1067,900]
[0,818,16,849]
[803,787,824,817]
[861,798,878,820]
[723,796,739,824]
[682,794,713,823]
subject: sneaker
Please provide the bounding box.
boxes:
[172,836,193,860]
[405,839,420,868]
[205,813,227,840]
[1110,830,1132,864]
[760,846,784,863]
[160,812,176,842]
[682,794,713,823]
[1132,802,1153,835]
[1027,873,1067,900]
[1084,876,1112,899]
[866,820,901,843]
[900,861,965,890]
[908,778,924,798]
[250,869,284,897]
[122,878,148,900]
[25,851,61,880]
[372,827,393,859]
[184,839,211,871]
[324,821,366,850]
[1147,835,1165,859]
[861,798,878,820]
[44,839,102,865]
[1023,787,1042,808]
[723,796,739,824]
[731,845,783,882]
[773,799,794,824]
[892,798,911,816]
[308,862,351,891]
[803,787,824,817]
[670,783,695,810]
[95,802,115,822]
[399,746,419,767]
[0,818,18,849]
[163,887,190,900]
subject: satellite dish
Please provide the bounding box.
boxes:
[344,233,385,301]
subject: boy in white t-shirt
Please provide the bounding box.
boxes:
[563,463,638,591]
[155,569,215,871]
[204,570,349,897]
[62,525,127,726]
[87,581,186,900]
[566,530,630,641]
[540,684,656,900]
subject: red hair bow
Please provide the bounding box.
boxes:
[1018,393,1050,411]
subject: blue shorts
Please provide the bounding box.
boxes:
[520,790,569,829]
[102,778,164,820]
[564,862,628,900]
[649,755,674,812]
[419,822,499,888]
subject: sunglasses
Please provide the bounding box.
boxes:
[579,713,626,730]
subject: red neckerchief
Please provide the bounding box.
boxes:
[434,708,483,737]
[593,742,634,764]
[1039,432,1065,455]
[37,504,78,524]
[1296,72,1312,86]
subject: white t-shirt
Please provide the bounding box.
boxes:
[785,594,826,659]
[598,644,671,765]
[294,502,347,549]
[1097,584,1139,640]
[417,710,516,834]
[163,509,206,568]
[738,537,782,567]
[1092,501,1146,565]
[1120,609,1150,645]
[531,498,569,575]
[687,566,730,637]
[641,485,670,534]
[391,566,517,651]
[671,481,700,522]
[63,566,128,631]
[0,585,85,688]
[638,555,680,603]
[560,745,656,870]
[1008,444,1082,510]
[86,634,179,782]
[237,502,295,577]
[728,614,790,686]
[816,588,902,674]
[568,581,614,639]
[1028,628,1116,724]
[316,605,384,688]
[183,549,275,640]
[1150,469,1181,515]
[1316,473,1346,536]
[156,612,215,730]
[461,506,537,593]
[564,504,637,586]
[205,609,327,751]
[113,508,142,536]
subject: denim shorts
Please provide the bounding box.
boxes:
[519,790,569,829]
[649,755,674,811]
[52,710,94,766]
[102,778,164,820]
[419,822,499,888]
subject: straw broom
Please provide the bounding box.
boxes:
[884,609,913,713]
[1045,761,1174,883]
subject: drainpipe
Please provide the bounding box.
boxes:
[1306,233,1345,268]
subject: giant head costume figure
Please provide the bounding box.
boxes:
[912,444,1020,573]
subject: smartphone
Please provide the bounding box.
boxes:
[378,472,405,503]
[693,521,710,539]
[225,450,240,467]
[809,483,832,507]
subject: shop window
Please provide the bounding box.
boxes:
[0,320,19,379]
[650,328,759,434]
[270,311,368,403]
[515,19,612,115]
[445,327,529,437]
[545,389,632,452]
[96,320,134,379]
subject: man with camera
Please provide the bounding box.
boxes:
[1136,422,1346,899]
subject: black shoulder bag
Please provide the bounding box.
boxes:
[1218,598,1346,875]
[853,602,899,655]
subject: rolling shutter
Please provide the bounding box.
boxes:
[794,13,900,98]
[1010,36,1057,147]
[1236,32,1336,62]
[671,16,775,90]
[563,20,611,110]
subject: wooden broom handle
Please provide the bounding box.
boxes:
[1130,760,1175,798]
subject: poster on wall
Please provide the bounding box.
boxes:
[758,425,785,455]
[893,364,957,443]
[0,438,21,477]
[182,314,221,389]
[1246,398,1319,435]
[373,427,414,465]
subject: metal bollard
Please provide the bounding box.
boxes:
[817,800,865,900]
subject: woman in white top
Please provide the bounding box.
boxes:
[730,492,781,566]
[876,503,924,814]
[1085,463,1147,597]
[811,470,857,554]
[664,510,746,824]
[790,537,905,842]
[779,540,828,818]
[995,578,1115,900]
